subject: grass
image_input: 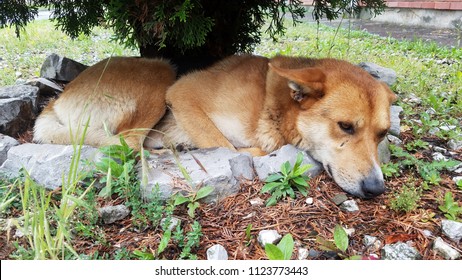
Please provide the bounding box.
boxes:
[0,20,138,86]
[1,17,461,260]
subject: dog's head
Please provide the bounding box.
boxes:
[270,58,397,198]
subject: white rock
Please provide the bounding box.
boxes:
[441,219,462,242]
[363,235,382,251]
[257,230,282,247]
[433,237,460,260]
[381,242,422,260]
[448,139,462,151]
[387,135,403,146]
[432,152,448,162]
[207,244,228,260]
[249,197,264,206]
[305,197,314,205]
[297,247,309,260]
[452,176,462,183]
[343,227,355,237]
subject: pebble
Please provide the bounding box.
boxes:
[206,244,228,260]
[332,193,348,206]
[448,139,462,150]
[340,200,360,212]
[98,205,130,224]
[249,197,264,206]
[257,230,282,247]
[441,219,462,242]
[363,235,382,251]
[432,152,448,161]
[305,197,314,205]
[381,242,422,260]
[297,247,309,260]
[387,134,403,146]
[433,237,460,260]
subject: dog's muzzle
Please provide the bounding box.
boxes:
[360,169,386,198]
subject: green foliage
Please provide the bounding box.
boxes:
[390,145,460,186]
[1,0,386,57]
[389,184,422,213]
[265,233,294,260]
[173,185,214,218]
[316,224,361,259]
[245,224,254,246]
[438,192,462,221]
[261,153,311,206]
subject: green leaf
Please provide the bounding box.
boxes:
[187,201,200,218]
[277,234,294,260]
[195,186,214,200]
[292,176,309,187]
[265,173,284,183]
[334,225,348,252]
[265,243,284,260]
[315,236,337,252]
[295,185,308,196]
[281,161,291,176]
[133,250,155,260]
[173,195,190,206]
[157,230,171,255]
[293,164,312,177]
[266,196,278,207]
[245,224,253,241]
[261,182,281,193]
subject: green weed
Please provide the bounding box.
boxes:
[265,233,294,260]
[316,224,361,260]
[389,184,422,213]
[261,152,311,206]
[438,192,462,221]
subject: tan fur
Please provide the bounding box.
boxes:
[34,55,396,198]
[34,57,176,148]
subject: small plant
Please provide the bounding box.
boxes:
[173,185,214,218]
[261,153,311,206]
[438,192,462,221]
[381,162,400,178]
[245,224,254,246]
[265,233,295,260]
[389,184,422,213]
[316,224,361,260]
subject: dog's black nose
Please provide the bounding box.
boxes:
[361,173,385,198]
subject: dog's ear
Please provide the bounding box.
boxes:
[269,63,325,103]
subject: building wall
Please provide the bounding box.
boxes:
[301,0,462,10]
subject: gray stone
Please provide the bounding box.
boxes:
[0,85,39,137]
[257,230,282,247]
[448,139,462,151]
[0,134,19,166]
[253,144,322,181]
[389,106,403,137]
[433,237,460,260]
[358,62,397,86]
[378,137,391,163]
[332,193,348,206]
[387,134,402,146]
[139,148,254,202]
[432,152,448,162]
[340,200,360,212]
[441,219,462,242]
[363,235,382,251]
[26,77,63,95]
[206,244,228,260]
[40,53,88,82]
[381,242,422,260]
[0,143,100,189]
[98,205,130,224]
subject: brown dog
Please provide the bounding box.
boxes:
[34,55,396,198]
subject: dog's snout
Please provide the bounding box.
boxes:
[361,171,385,198]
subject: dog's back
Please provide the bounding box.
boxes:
[33,57,176,148]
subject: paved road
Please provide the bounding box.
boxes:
[310,17,461,49]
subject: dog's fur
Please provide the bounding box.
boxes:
[34,55,396,198]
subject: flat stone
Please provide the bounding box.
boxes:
[0,143,101,189]
[381,242,422,260]
[139,148,254,202]
[433,237,460,260]
[441,219,462,242]
[253,144,322,181]
[257,230,282,247]
[206,244,228,260]
[332,193,348,206]
[98,205,130,224]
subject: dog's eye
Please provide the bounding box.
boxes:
[338,122,355,135]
